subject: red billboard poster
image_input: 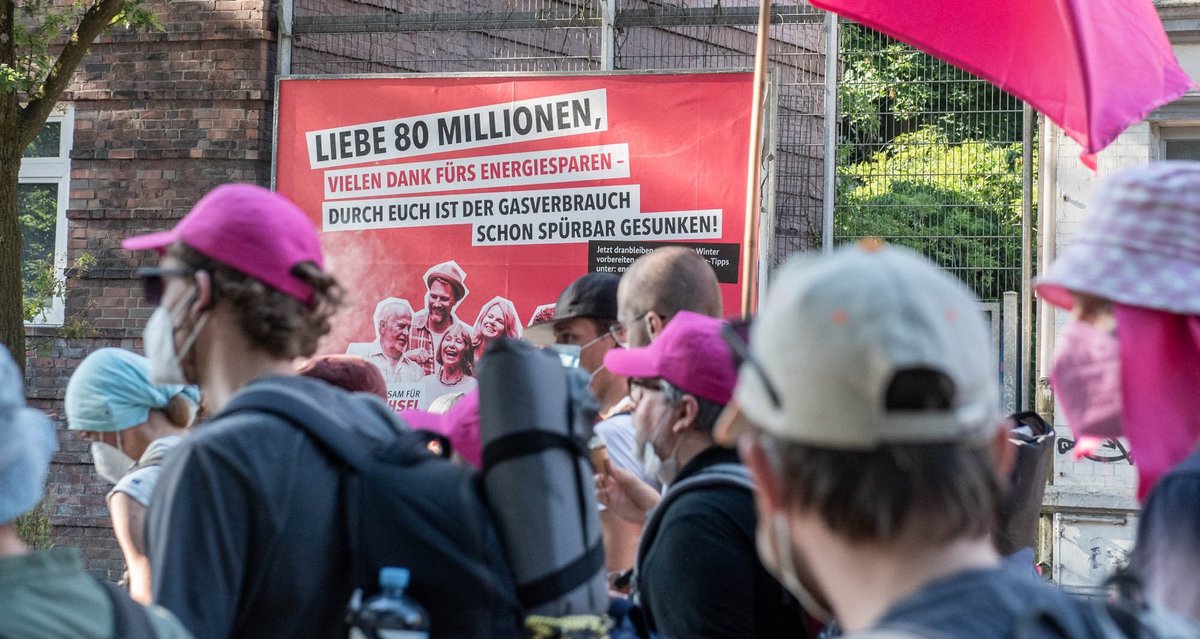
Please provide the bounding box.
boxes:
[275,72,753,412]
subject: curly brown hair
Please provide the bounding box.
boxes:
[168,244,343,359]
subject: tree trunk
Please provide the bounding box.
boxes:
[0,140,27,371]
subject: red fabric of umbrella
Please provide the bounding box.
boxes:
[812,0,1195,168]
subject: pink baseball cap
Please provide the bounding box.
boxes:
[122,183,324,304]
[604,310,736,405]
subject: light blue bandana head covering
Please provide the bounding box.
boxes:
[65,348,200,433]
[0,345,56,524]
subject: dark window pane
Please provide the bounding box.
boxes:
[22,122,61,158]
[18,183,59,317]
[1165,140,1200,161]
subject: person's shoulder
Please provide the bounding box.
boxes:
[412,310,429,329]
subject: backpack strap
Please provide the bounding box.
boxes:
[634,462,755,594]
[94,576,157,639]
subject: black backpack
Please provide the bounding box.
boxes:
[224,382,524,639]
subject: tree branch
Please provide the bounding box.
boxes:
[18,0,127,148]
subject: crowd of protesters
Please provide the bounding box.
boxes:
[2,162,1200,638]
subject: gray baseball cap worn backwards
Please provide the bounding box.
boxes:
[719,243,1001,449]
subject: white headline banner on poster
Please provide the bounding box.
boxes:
[306,89,609,169]
[323,144,631,200]
[323,185,641,232]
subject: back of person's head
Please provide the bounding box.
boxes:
[122,184,342,360]
[297,354,388,400]
[0,345,56,526]
[618,246,721,324]
[727,243,1005,545]
[66,348,199,433]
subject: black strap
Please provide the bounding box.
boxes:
[516,541,605,609]
[481,430,588,472]
[95,577,157,639]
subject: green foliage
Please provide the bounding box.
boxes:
[837,127,1026,301]
[14,496,55,550]
[1,0,163,98]
[834,25,1033,302]
[838,24,1022,163]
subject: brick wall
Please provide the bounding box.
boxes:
[26,0,276,579]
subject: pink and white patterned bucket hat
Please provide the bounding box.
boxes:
[1037,161,1200,315]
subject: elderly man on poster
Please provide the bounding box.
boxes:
[407,260,473,376]
[347,297,424,384]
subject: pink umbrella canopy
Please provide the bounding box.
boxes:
[812,0,1195,168]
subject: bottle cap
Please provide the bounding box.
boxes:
[380,567,410,590]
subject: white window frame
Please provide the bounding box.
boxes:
[19,104,73,326]
[1154,123,1200,161]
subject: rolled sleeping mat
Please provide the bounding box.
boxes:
[478,338,607,617]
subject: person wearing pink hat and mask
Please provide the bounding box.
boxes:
[123,184,522,638]
[596,311,809,639]
[1036,161,1200,620]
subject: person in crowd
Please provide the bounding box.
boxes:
[354,297,423,383]
[0,345,192,638]
[472,296,522,365]
[597,311,810,639]
[720,243,1096,637]
[407,260,472,376]
[527,272,655,575]
[123,184,525,637]
[297,354,388,400]
[1035,161,1200,620]
[421,323,477,405]
[64,347,199,604]
[613,246,722,349]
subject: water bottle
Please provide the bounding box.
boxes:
[346,567,430,639]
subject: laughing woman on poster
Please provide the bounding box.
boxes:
[423,324,477,406]
[472,296,522,365]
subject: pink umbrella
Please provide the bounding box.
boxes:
[812,0,1194,168]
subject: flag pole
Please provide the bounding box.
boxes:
[742,0,772,316]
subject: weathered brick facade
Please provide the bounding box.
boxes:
[28,0,276,580]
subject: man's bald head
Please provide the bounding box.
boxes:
[617,246,722,347]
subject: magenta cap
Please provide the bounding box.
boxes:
[604,310,736,405]
[122,183,324,304]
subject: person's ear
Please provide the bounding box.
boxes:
[646,311,666,341]
[190,270,215,313]
[671,394,699,435]
[740,435,788,515]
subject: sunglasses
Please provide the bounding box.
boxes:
[137,267,193,306]
[720,318,782,410]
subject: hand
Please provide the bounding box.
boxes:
[595,459,660,524]
[405,348,432,364]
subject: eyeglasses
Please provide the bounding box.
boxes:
[137,267,192,306]
[720,318,782,410]
[609,311,650,348]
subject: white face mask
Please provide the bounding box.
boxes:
[637,403,683,485]
[144,289,207,385]
[756,511,834,623]
[91,440,135,484]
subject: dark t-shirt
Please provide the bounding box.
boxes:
[147,376,400,639]
[636,447,810,639]
[1131,447,1200,621]
[869,566,1096,639]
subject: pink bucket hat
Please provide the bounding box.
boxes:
[122,183,324,305]
[604,310,736,405]
[1037,161,1200,314]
